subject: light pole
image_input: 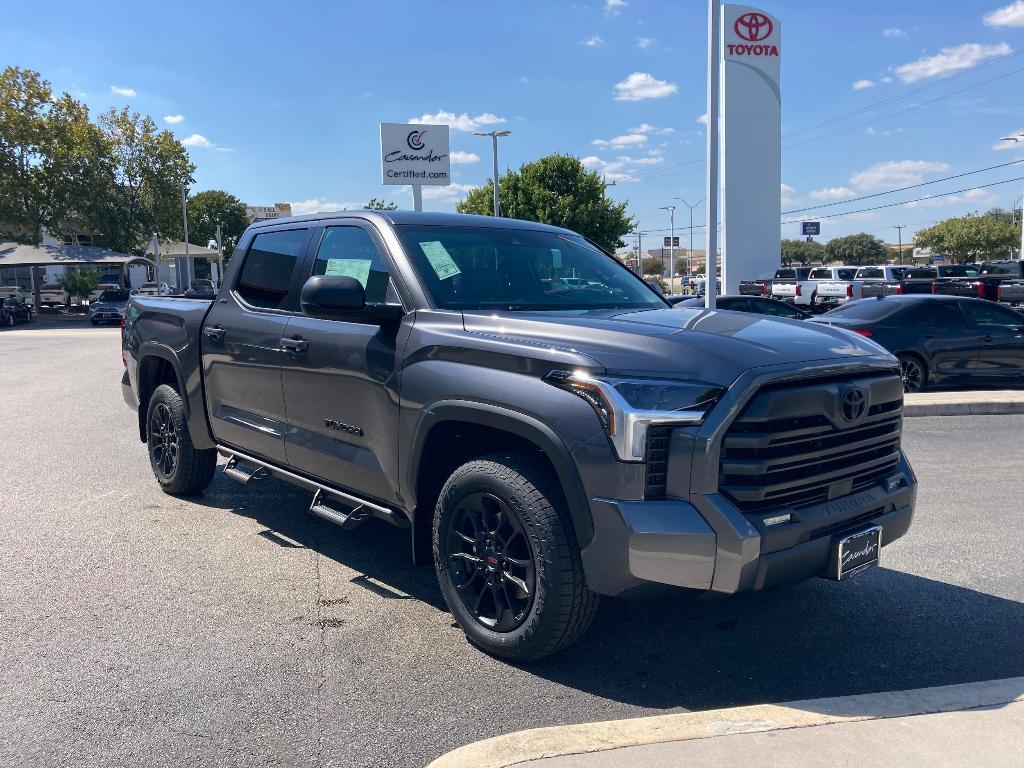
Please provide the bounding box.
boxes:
[704,0,722,309]
[1000,134,1024,258]
[674,198,705,282]
[181,181,192,291]
[660,205,676,290]
[474,129,511,217]
[894,225,905,264]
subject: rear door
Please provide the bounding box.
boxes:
[962,300,1024,379]
[202,226,313,463]
[900,301,978,379]
[279,223,406,503]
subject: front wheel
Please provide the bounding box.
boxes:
[899,354,927,393]
[146,384,217,495]
[433,454,599,661]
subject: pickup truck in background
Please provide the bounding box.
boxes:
[769,266,816,306]
[809,266,860,309]
[861,265,980,298]
[121,210,918,661]
[932,260,1024,303]
[997,279,1024,310]
[738,278,772,296]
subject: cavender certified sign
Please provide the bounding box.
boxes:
[379,123,451,186]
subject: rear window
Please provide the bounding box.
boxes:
[236,229,310,309]
[981,262,1019,277]
[856,268,884,279]
[939,265,979,277]
[826,298,901,321]
[808,268,833,280]
[98,290,129,302]
[837,268,858,280]
[907,268,937,279]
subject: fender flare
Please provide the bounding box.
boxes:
[136,342,216,449]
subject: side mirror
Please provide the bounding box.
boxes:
[299,275,404,324]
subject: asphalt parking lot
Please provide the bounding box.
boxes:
[2,325,1022,768]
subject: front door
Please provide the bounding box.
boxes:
[202,227,312,463]
[280,224,405,503]
[962,300,1024,380]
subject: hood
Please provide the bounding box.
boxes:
[462,307,891,385]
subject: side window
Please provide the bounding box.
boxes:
[310,227,396,304]
[236,229,309,309]
[905,303,965,328]
[758,299,799,318]
[962,302,1022,329]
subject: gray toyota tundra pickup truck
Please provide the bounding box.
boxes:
[122,211,918,660]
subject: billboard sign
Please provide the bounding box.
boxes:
[663,236,680,247]
[379,123,451,186]
[801,221,820,236]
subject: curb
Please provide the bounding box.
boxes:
[903,391,1024,417]
[427,677,1024,768]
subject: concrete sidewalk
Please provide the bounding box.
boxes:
[429,678,1024,768]
[903,389,1024,416]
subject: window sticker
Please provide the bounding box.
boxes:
[550,248,562,269]
[324,258,372,286]
[420,241,462,281]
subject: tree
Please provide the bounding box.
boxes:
[674,256,690,275]
[457,154,634,252]
[641,256,664,276]
[915,211,1018,264]
[780,238,824,265]
[57,269,99,306]
[187,190,249,255]
[824,233,887,266]
[364,198,398,211]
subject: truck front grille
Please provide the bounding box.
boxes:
[644,425,672,500]
[718,375,903,513]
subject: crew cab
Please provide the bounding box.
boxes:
[932,260,1024,303]
[809,266,860,309]
[121,211,918,661]
[863,265,980,298]
[770,266,815,306]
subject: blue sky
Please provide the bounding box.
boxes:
[5,0,1024,249]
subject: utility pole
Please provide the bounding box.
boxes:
[704,0,722,309]
[474,130,512,217]
[1000,134,1024,258]
[660,205,676,290]
[675,198,705,283]
[893,225,905,264]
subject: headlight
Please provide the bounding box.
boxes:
[545,370,724,462]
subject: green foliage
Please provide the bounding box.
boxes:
[674,256,690,275]
[457,154,634,252]
[641,256,664,276]
[57,269,99,303]
[364,198,398,211]
[187,190,249,255]
[823,233,887,266]
[780,238,825,265]
[915,210,1019,264]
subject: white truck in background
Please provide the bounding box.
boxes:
[812,266,861,309]
[770,266,816,306]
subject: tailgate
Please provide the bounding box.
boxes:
[771,282,797,297]
[862,282,898,298]
[816,281,847,297]
[998,282,1024,305]
[932,279,976,297]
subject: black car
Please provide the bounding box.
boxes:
[810,295,1024,392]
[670,294,813,319]
[1,297,32,327]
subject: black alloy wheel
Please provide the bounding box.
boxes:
[149,402,179,479]
[445,491,536,632]
[899,354,926,393]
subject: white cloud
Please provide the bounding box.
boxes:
[852,79,875,90]
[605,0,627,13]
[895,42,1012,83]
[905,187,994,209]
[422,182,477,201]
[697,112,709,125]
[993,130,1024,150]
[110,85,136,97]
[984,1,1024,27]
[810,186,856,200]
[880,75,893,83]
[408,111,506,132]
[592,133,648,148]
[450,150,480,164]
[181,134,213,148]
[630,123,674,134]
[850,160,950,190]
[582,34,603,46]
[163,114,184,124]
[582,152,664,182]
[781,183,798,206]
[613,72,678,101]
[637,37,656,50]
[882,27,906,38]
[289,199,362,215]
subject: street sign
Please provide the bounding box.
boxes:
[801,221,821,236]
[663,236,680,247]
[379,123,451,186]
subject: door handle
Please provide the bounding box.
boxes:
[281,336,309,353]
[204,325,224,342]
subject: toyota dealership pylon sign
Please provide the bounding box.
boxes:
[720,4,781,293]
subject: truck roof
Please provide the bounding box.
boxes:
[246,210,577,235]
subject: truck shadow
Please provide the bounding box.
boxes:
[196,472,1024,711]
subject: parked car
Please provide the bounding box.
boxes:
[1,297,32,327]
[932,260,1024,302]
[137,282,171,296]
[861,265,980,298]
[122,211,917,661]
[87,282,122,305]
[0,286,33,306]
[671,294,813,319]
[809,266,860,310]
[810,295,1024,392]
[184,279,217,299]
[38,283,70,307]
[89,288,130,325]
[770,266,816,306]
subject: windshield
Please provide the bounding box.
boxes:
[395,225,666,311]
[98,290,129,302]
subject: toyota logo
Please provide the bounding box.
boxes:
[407,130,427,150]
[734,12,773,42]
[841,388,867,423]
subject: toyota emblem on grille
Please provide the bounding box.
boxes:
[841,388,867,423]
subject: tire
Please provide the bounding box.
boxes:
[899,353,927,393]
[433,454,599,661]
[146,384,217,495]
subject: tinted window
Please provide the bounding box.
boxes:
[892,267,908,279]
[774,268,796,279]
[98,290,129,302]
[826,298,900,321]
[939,265,979,277]
[857,267,884,279]
[717,297,751,312]
[962,302,1023,329]
[236,229,309,309]
[907,268,937,279]
[837,268,858,281]
[982,262,1017,276]
[903,302,965,328]
[310,227,395,304]
[755,299,804,318]
[809,268,833,280]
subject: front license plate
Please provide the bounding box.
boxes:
[830,526,882,580]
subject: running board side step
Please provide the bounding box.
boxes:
[223,456,270,485]
[310,490,370,530]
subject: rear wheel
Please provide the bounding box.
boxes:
[433,454,598,661]
[146,384,217,495]
[899,354,927,393]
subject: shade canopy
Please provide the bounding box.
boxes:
[0,242,154,268]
